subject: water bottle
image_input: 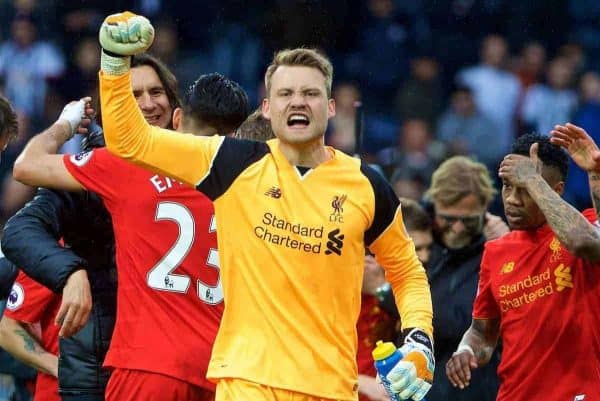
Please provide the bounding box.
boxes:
[372,340,403,401]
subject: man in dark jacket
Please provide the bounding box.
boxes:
[2,126,116,401]
[424,156,507,401]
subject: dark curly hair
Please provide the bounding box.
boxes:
[511,133,568,180]
[184,73,249,135]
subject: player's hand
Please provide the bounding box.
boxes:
[57,97,92,139]
[387,329,434,401]
[362,254,386,296]
[498,143,542,188]
[550,123,600,173]
[55,269,92,337]
[446,346,478,390]
[358,374,391,401]
[99,11,154,56]
[483,212,509,240]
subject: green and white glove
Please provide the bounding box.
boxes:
[98,11,154,75]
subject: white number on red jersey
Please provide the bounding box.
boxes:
[146,202,223,304]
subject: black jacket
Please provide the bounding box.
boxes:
[425,236,500,401]
[1,186,116,398]
[0,256,17,301]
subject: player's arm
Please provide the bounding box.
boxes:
[12,99,90,191]
[0,316,58,377]
[97,12,219,186]
[445,318,500,389]
[2,188,88,293]
[502,133,600,262]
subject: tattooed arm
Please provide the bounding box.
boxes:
[500,140,600,262]
[0,315,58,377]
[549,123,600,261]
[446,318,500,389]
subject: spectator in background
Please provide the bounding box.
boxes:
[424,156,506,401]
[390,170,426,201]
[568,0,600,71]
[557,42,586,77]
[522,57,578,136]
[348,0,415,113]
[0,13,65,119]
[457,34,521,155]
[437,85,503,169]
[377,118,445,183]
[395,56,443,129]
[564,71,600,210]
[328,82,361,155]
[514,42,546,90]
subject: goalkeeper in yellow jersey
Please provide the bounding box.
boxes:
[94,11,434,401]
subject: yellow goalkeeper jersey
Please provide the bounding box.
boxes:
[99,72,432,400]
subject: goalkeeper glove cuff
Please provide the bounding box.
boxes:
[101,50,131,76]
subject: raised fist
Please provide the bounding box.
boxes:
[99,11,154,56]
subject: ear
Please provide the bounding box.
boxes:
[328,98,336,119]
[262,98,271,120]
[172,107,182,131]
[553,180,565,195]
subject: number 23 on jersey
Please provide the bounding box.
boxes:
[146,201,223,305]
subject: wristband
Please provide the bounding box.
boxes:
[101,50,131,75]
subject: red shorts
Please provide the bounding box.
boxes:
[106,368,214,401]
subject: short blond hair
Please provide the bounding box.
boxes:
[264,48,333,98]
[426,156,497,208]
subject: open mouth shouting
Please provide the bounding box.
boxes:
[287,113,310,129]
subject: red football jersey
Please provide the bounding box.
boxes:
[5,271,61,401]
[473,209,600,401]
[64,148,223,389]
[355,293,397,401]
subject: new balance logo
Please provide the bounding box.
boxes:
[325,228,344,255]
[265,187,282,198]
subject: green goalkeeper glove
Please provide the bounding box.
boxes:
[98,11,154,75]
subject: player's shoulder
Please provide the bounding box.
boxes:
[67,146,124,167]
[484,230,523,251]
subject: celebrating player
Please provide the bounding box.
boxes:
[446,131,600,400]
[95,11,434,401]
[12,62,249,400]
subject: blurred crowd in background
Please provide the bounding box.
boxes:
[0,0,599,223]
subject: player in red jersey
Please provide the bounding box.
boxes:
[12,67,249,400]
[0,271,61,401]
[446,131,600,401]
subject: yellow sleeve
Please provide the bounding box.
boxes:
[369,207,433,337]
[99,71,224,186]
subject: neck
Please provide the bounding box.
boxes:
[277,138,331,168]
